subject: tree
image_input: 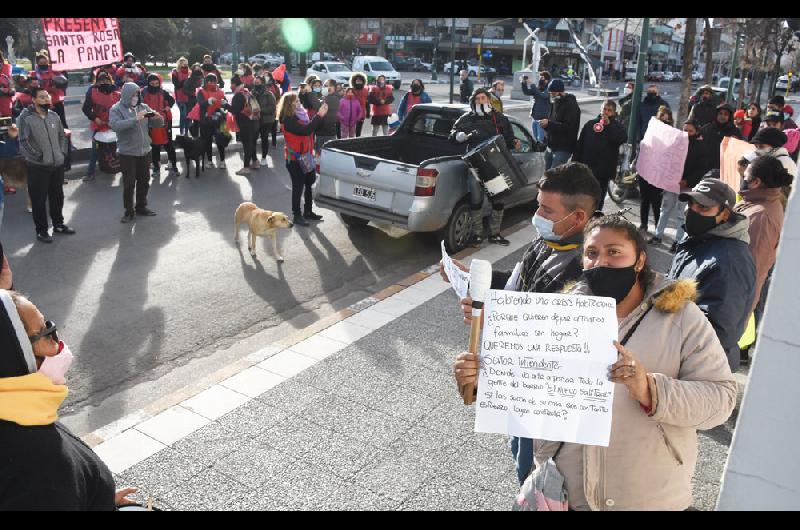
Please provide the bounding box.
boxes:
[119,18,178,65]
[311,18,357,57]
[704,18,714,84]
[677,18,698,126]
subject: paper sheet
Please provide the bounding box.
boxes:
[636,118,689,194]
[441,241,470,300]
[474,290,619,447]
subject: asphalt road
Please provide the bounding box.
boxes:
[1,75,677,436]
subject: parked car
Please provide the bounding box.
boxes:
[219,52,246,65]
[624,66,638,82]
[442,61,497,78]
[662,71,676,82]
[350,56,402,89]
[775,74,799,92]
[314,103,546,252]
[714,77,750,105]
[248,53,284,68]
[393,57,432,72]
[308,61,356,85]
[647,71,664,82]
[691,71,703,82]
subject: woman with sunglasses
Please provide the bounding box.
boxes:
[0,289,139,509]
[453,215,736,510]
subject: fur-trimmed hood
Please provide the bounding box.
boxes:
[349,72,367,87]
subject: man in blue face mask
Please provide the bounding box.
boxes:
[440,161,600,485]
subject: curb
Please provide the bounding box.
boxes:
[82,219,534,473]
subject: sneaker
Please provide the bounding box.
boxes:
[648,236,662,245]
[27,206,33,213]
[236,167,252,175]
[206,160,215,168]
[293,214,310,226]
[36,232,53,243]
[488,234,510,246]
[168,166,180,177]
[303,211,323,221]
[261,157,268,165]
[219,159,227,169]
[121,211,135,223]
[53,224,76,235]
[151,166,161,178]
[82,174,96,182]
[135,207,157,217]
[466,234,483,247]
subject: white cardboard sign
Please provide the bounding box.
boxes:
[441,241,470,300]
[475,290,619,447]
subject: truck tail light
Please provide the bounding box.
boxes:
[414,167,438,197]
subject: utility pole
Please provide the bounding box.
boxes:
[231,18,238,76]
[626,17,650,166]
[727,31,742,105]
[619,17,629,80]
[449,17,456,104]
[432,19,439,81]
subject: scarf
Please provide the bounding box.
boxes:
[295,103,310,124]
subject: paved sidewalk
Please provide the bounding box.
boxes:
[86,220,740,510]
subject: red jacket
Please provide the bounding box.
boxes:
[351,87,369,117]
[171,67,190,103]
[0,72,13,118]
[87,86,121,132]
[368,84,393,117]
[197,87,225,118]
[35,67,66,104]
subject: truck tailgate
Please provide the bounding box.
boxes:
[318,147,418,215]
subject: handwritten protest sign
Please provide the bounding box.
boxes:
[441,241,470,300]
[636,118,689,194]
[41,18,123,71]
[721,136,756,194]
[475,290,618,447]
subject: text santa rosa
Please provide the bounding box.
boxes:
[41,18,123,70]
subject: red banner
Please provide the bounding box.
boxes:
[40,18,123,70]
[358,32,379,45]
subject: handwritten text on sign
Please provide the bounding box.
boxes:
[475,290,618,447]
[41,18,123,71]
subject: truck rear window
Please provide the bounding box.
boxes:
[408,113,456,139]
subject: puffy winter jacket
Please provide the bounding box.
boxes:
[573,116,627,182]
[546,93,581,153]
[637,94,670,141]
[699,115,742,170]
[252,86,277,126]
[337,96,365,128]
[688,99,717,128]
[668,213,756,371]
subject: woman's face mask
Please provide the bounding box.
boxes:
[39,341,74,386]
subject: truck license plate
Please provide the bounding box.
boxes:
[353,185,377,202]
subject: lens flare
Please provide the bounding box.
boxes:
[282,18,313,52]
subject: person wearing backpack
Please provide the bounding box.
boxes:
[230,75,260,174]
[252,75,277,162]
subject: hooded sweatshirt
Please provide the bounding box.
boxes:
[109,82,164,157]
[698,104,742,169]
[0,290,116,510]
[546,93,581,153]
[17,105,68,168]
[668,213,756,371]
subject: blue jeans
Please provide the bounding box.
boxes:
[531,119,546,143]
[87,132,98,175]
[177,102,189,135]
[510,436,534,485]
[545,149,571,170]
[0,176,5,232]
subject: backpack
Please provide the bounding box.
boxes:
[241,89,261,120]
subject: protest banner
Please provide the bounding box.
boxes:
[441,241,470,300]
[475,290,618,447]
[635,118,689,194]
[40,18,123,71]
[720,136,756,194]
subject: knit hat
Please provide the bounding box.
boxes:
[784,104,794,117]
[750,127,787,148]
[146,73,160,84]
[548,79,565,93]
[733,109,746,120]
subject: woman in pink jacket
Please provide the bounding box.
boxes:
[337,87,365,139]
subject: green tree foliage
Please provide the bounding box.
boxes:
[119,18,178,64]
[310,18,357,56]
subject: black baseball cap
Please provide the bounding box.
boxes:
[679,178,737,209]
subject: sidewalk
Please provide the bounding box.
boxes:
[86,220,741,510]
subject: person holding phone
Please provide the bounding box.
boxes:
[109,82,164,223]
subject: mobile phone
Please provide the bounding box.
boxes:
[145,111,156,118]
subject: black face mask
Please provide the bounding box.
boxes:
[38,64,49,70]
[684,208,720,237]
[411,86,421,94]
[354,82,364,89]
[646,93,658,100]
[98,83,115,94]
[582,266,638,304]
[147,85,160,93]
[37,103,51,112]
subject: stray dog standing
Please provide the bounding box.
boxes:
[174,135,205,178]
[234,202,294,261]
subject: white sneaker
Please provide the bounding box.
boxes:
[219,159,227,169]
[261,157,268,164]
[236,167,252,175]
[27,207,33,213]
[168,166,180,177]
[251,160,260,169]
[207,160,215,168]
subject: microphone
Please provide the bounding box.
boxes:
[462,259,492,405]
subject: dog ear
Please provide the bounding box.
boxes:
[266,213,277,224]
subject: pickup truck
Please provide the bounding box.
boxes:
[314,104,546,252]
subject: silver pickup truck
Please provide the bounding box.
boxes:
[314,103,546,252]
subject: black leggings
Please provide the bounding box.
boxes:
[356,120,364,137]
[152,140,177,167]
[287,159,316,215]
[200,120,226,162]
[271,121,278,146]
[53,102,68,128]
[239,120,258,167]
[638,176,663,231]
[258,123,274,157]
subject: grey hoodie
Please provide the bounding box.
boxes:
[17,106,67,168]
[707,211,750,244]
[109,82,164,157]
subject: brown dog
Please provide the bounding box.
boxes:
[234,202,294,261]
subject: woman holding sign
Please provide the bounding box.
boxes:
[454,215,736,510]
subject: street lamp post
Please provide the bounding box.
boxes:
[449,18,456,104]
[432,19,439,82]
[625,17,651,170]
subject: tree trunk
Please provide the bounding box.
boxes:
[678,18,698,127]
[704,18,714,85]
[377,18,386,57]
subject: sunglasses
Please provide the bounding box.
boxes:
[29,320,59,344]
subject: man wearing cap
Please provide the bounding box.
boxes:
[449,87,519,246]
[747,121,798,175]
[539,78,580,169]
[688,85,717,128]
[668,178,756,371]
[698,103,742,170]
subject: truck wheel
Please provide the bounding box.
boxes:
[441,201,472,253]
[340,213,370,228]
